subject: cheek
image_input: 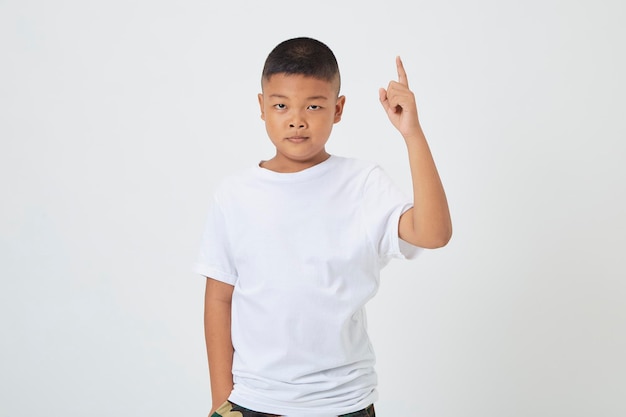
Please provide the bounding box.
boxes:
[266,112,284,125]
[321,115,337,131]
[263,117,282,139]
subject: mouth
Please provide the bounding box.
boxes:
[286,136,308,143]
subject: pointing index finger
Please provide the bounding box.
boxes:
[396,55,409,87]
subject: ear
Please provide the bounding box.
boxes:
[258,93,265,121]
[334,95,346,123]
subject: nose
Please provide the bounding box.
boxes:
[289,111,307,129]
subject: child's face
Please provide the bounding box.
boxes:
[258,73,345,172]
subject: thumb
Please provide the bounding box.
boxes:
[379,88,390,111]
[379,87,397,115]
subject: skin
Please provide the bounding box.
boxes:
[257,73,345,173]
[204,278,234,417]
[379,56,453,249]
[205,57,452,416]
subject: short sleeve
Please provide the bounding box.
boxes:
[362,165,423,267]
[193,196,238,285]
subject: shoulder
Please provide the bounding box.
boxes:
[334,156,395,189]
[329,155,380,178]
[323,156,395,198]
[212,165,259,202]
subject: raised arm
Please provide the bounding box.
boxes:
[379,56,452,249]
[204,278,234,416]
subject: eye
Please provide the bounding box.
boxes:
[273,104,286,110]
[308,105,321,110]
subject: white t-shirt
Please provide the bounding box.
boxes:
[194,155,421,416]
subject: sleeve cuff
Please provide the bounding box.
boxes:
[192,263,238,286]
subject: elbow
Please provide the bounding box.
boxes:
[433,233,453,249]
[419,226,453,249]
[401,216,453,249]
[421,235,451,249]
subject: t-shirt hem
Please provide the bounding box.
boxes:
[228,389,378,417]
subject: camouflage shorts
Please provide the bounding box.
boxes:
[211,400,376,417]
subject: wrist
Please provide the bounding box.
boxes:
[400,122,425,142]
[402,129,426,145]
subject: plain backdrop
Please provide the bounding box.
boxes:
[1,1,625,416]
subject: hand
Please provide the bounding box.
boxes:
[379,56,422,140]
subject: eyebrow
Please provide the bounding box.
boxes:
[269,94,329,100]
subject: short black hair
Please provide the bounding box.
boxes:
[261,37,341,93]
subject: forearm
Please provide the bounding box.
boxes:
[204,279,234,413]
[402,128,452,248]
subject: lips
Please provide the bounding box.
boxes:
[286,136,308,143]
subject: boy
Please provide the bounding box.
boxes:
[195,37,452,417]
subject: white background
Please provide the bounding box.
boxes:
[1,1,625,416]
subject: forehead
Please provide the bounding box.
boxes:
[262,73,339,97]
